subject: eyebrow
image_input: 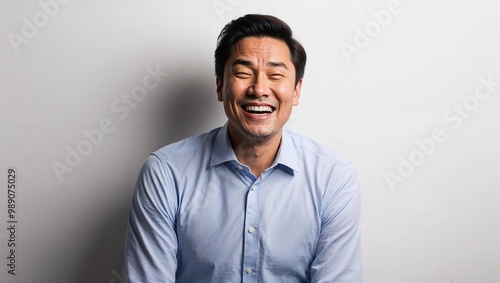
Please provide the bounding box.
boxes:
[231,59,289,70]
[267,61,289,70]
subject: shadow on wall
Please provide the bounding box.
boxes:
[80,71,222,283]
[160,72,224,144]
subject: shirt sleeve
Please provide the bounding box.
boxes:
[310,161,363,283]
[125,154,179,283]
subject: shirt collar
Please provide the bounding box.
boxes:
[209,123,299,175]
[210,123,238,167]
[273,127,299,174]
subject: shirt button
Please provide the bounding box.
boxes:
[246,268,253,274]
[248,227,255,234]
[251,185,256,190]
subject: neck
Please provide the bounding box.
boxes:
[229,131,282,177]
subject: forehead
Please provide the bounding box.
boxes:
[229,36,292,64]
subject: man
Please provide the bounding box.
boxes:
[125,14,362,283]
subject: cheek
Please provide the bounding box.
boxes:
[275,88,298,106]
[222,85,242,113]
[229,80,248,93]
[225,82,247,101]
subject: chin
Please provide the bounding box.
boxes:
[244,127,277,140]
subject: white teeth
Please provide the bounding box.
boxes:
[245,105,273,113]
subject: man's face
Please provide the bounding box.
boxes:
[217,36,302,145]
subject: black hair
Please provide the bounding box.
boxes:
[215,14,306,86]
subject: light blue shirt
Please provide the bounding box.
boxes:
[125,123,362,283]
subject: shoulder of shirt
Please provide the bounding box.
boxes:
[150,127,221,161]
[285,128,352,167]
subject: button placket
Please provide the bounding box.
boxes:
[242,181,260,281]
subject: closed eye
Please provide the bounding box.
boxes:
[269,73,285,80]
[233,72,252,78]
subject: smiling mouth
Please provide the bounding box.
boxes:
[243,105,275,114]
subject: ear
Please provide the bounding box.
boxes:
[216,76,223,102]
[293,78,302,106]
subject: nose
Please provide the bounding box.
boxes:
[248,72,269,98]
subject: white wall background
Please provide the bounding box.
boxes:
[1,0,499,282]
